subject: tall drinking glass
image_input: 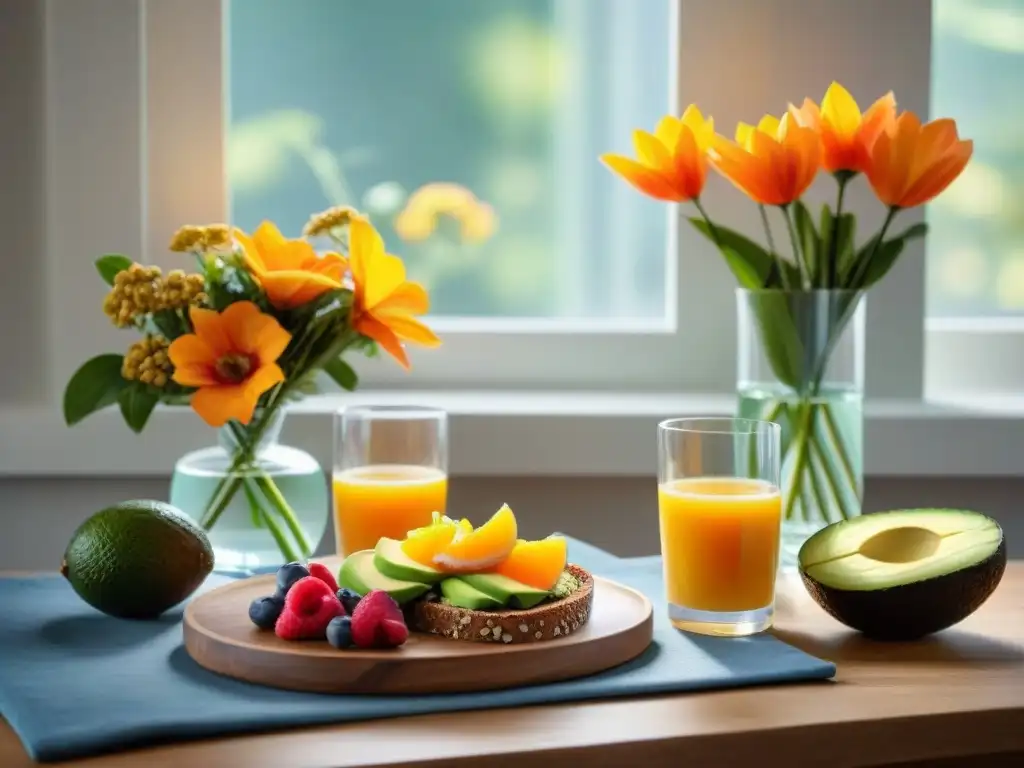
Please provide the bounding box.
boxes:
[333,406,448,556]
[657,417,782,636]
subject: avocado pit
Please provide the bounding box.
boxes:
[855,526,942,564]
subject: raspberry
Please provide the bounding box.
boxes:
[350,589,408,649]
[283,575,332,612]
[275,577,342,641]
[308,562,339,593]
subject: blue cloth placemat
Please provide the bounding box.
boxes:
[0,538,835,762]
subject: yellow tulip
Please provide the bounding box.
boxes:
[600,105,715,202]
[710,113,820,206]
[789,82,896,176]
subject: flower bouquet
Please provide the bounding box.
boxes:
[63,208,439,566]
[602,82,972,557]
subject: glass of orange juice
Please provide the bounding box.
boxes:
[333,406,448,556]
[657,417,782,637]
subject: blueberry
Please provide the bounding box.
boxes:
[326,616,354,649]
[248,595,284,630]
[276,562,310,596]
[336,588,362,615]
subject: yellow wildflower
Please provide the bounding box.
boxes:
[102,264,162,327]
[168,224,232,253]
[394,183,497,244]
[121,335,172,388]
[200,224,231,251]
[155,270,207,311]
[303,205,360,237]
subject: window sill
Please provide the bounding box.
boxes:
[1,391,1022,478]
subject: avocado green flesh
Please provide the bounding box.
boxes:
[441,578,504,610]
[373,538,443,584]
[338,550,430,605]
[799,509,1003,591]
[458,573,549,609]
[62,500,214,620]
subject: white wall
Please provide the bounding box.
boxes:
[3,476,1022,570]
[0,0,48,404]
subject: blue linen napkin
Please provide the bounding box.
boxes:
[0,538,835,762]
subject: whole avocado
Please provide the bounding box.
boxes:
[61,500,214,619]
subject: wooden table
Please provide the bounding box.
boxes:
[3,565,1023,768]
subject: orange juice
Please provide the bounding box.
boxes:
[333,464,448,556]
[658,477,781,613]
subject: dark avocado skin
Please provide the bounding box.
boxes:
[62,501,215,620]
[800,538,1006,641]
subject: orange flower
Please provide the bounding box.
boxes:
[788,82,896,175]
[168,301,291,427]
[234,221,347,309]
[866,111,973,209]
[349,215,440,369]
[710,113,820,206]
[600,105,716,202]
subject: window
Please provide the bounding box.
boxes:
[227,0,673,323]
[925,0,1024,396]
[35,0,933,399]
[928,0,1023,319]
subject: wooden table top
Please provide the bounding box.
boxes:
[3,564,1023,768]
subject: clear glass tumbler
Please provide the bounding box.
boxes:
[333,406,448,556]
[657,417,782,636]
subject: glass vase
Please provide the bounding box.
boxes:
[169,408,328,574]
[736,289,866,569]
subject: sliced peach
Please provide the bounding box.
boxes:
[494,535,567,591]
[433,504,518,573]
[401,512,471,567]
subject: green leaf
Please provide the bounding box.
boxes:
[818,206,834,285]
[324,356,359,391]
[846,222,926,289]
[95,254,133,286]
[833,213,857,283]
[689,218,797,289]
[747,293,806,390]
[895,222,928,243]
[857,239,906,289]
[117,383,160,433]
[63,354,130,426]
[792,202,819,285]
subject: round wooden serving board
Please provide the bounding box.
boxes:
[183,568,653,695]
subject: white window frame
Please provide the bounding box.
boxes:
[38,0,932,399]
[7,0,1020,478]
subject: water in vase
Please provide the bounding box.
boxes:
[738,385,863,569]
[170,444,328,574]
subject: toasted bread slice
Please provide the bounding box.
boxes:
[410,564,594,644]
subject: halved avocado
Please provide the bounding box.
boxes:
[798,508,1006,640]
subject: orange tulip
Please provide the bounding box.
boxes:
[234,221,347,309]
[168,301,291,427]
[600,105,716,202]
[866,112,973,209]
[348,215,440,369]
[710,113,820,206]
[788,82,896,175]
